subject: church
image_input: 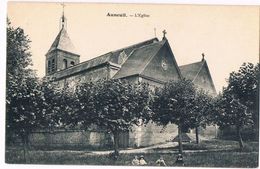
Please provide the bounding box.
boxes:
[29,12,217,148]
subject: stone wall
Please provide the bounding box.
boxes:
[28,129,132,148]
[28,130,112,148]
[28,123,179,149]
[53,66,109,89]
[129,122,178,147]
[200,125,218,139]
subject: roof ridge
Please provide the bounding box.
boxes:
[51,37,160,78]
[179,60,204,68]
[80,52,112,64]
[47,29,63,53]
[112,37,159,53]
[135,39,163,50]
[76,37,159,66]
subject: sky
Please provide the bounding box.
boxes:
[7,2,259,92]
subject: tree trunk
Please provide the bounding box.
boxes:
[215,125,218,139]
[22,134,29,163]
[195,127,199,144]
[178,124,183,154]
[113,132,119,158]
[237,126,244,151]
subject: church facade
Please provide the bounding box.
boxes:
[29,15,217,148]
[45,26,216,95]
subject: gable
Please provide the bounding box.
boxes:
[141,41,181,82]
[179,61,204,81]
[193,62,216,95]
[180,61,216,95]
[113,40,164,79]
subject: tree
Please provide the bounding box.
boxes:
[6,19,32,76]
[39,78,76,130]
[152,79,196,154]
[226,63,259,136]
[214,89,253,150]
[6,19,44,162]
[191,89,214,144]
[212,62,259,150]
[74,79,152,157]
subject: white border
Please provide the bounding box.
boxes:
[1,1,259,169]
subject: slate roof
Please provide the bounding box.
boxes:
[179,60,216,94]
[113,40,165,79]
[47,27,79,55]
[179,61,205,81]
[70,38,159,72]
[52,38,159,79]
[109,38,159,64]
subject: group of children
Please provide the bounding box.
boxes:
[131,154,184,166]
[131,155,149,166]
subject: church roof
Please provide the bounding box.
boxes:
[179,61,204,81]
[51,38,159,80]
[46,27,79,55]
[109,38,159,63]
[179,60,216,94]
[113,40,165,79]
[69,38,159,70]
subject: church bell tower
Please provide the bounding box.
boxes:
[45,4,80,75]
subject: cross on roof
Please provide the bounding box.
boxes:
[60,3,66,28]
[61,3,66,14]
[201,53,205,61]
[163,30,167,38]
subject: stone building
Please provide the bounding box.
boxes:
[29,14,217,148]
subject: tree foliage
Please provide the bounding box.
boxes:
[227,63,259,129]
[39,78,76,130]
[6,19,38,138]
[6,19,32,75]
[74,79,152,155]
[214,91,253,128]
[190,89,214,128]
[227,63,259,110]
[6,19,46,162]
[152,79,197,153]
[190,89,214,143]
[212,62,259,149]
[152,79,196,128]
[213,89,253,150]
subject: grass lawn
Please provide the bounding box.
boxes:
[164,139,258,152]
[6,139,259,167]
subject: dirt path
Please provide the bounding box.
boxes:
[90,142,179,155]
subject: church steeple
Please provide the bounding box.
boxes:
[45,4,80,76]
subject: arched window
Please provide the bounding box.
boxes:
[71,61,75,66]
[48,60,51,73]
[51,58,55,71]
[63,59,68,69]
